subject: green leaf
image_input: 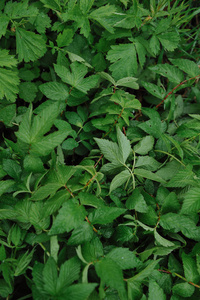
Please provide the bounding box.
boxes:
[126,188,148,213]
[40,0,61,11]
[128,259,161,282]
[109,169,131,193]
[135,156,161,171]
[54,62,99,94]
[166,165,195,188]
[0,180,15,196]
[0,15,9,39]
[79,191,105,208]
[56,28,74,47]
[138,108,164,139]
[94,138,123,164]
[169,58,200,77]
[161,192,180,214]
[3,159,21,180]
[148,280,166,300]
[49,200,87,234]
[134,136,154,155]
[134,168,166,183]
[0,49,18,68]
[95,258,126,298]
[23,155,44,173]
[116,77,139,89]
[80,0,94,14]
[19,82,38,102]
[0,68,19,102]
[149,64,184,84]
[14,249,34,276]
[59,283,97,300]
[106,247,141,270]
[57,257,81,292]
[39,82,69,101]
[172,282,195,298]
[181,187,200,214]
[16,27,47,62]
[68,222,93,245]
[43,257,58,295]
[157,31,180,52]
[117,127,131,163]
[182,252,200,284]
[89,206,126,225]
[154,230,175,247]
[142,81,165,100]
[89,5,116,33]
[31,183,61,201]
[107,43,137,80]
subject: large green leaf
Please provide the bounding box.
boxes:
[0,68,19,102]
[16,27,47,62]
[49,200,87,235]
[109,169,131,193]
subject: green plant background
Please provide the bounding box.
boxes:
[0,0,200,299]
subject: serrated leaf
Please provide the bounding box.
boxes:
[169,58,200,77]
[134,168,166,183]
[158,31,180,52]
[135,156,161,171]
[43,257,58,295]
[182,252,200,283]
[149,35,160,56]
[154,230,175,247]
[0,15,9,39]
[116,77,139,89]
[59,283,97,300]
[94,138,123,164]
[149,64,184,84]
[166,165,195,188]
[89,5,116,33]
[80,0,94,13]
[40,0,61,10]
[142,81,165,99]
[39,82,69,101]
[107,43,137,80]
[16,27,47,62]
[172,282,195,298]
[68,222,93,245]
[106,247,141,270]
[110,169,131,193]
[0,68,19,102]
[0,180,15,197]
[149,280,166,300]
[95,258,126,297]
[128,259,161,282]
[134,135,154,155]
[117,127,131,163]
[49,200,87,235]
[57,257,81,292]
[126,188,148,212]
[14,249,34,276]
[181,187,200,214]
[54,62,99,94]
[0,49,18,68]
[89,206,126,225]
[138,108,164,139]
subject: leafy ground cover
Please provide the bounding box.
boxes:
[0,0,200,299]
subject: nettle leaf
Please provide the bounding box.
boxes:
[117,127,131,163]
[154,230,175,247]
[182,252,200,284]
[148,280,166,300]
[169,58,200,77]
[142,81,165,100]
[94,138,123,164]
[89,206,126,225]
[107,43,137,80]
[109,169,131,193]
[95,258,127,298]
[89,5,117,33]
[134,135,154,155]
[149,64,184,84]
[0,68,19,102]
[56,28,74,47]
[39,82,69,101]
[157,31,180,52]
[80,0,94,14]
[54,62,99,94]
[126,188,148,213]
[0,49,18,68]
[0,15,9,39]
[181,187,200,214]
[172,282,195,298]
[49,199,87,235]
[106,247,141,270]
[16,27,47,62]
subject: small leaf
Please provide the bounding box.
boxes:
[148,280,166,300]
[39,82,69,101]
[89,206,126,225]
[154,230,175,247]
[134,136,154,155]
[126,188,148,212]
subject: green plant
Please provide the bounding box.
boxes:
[0,0,200,299]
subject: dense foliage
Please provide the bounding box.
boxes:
[0,0,200,299]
